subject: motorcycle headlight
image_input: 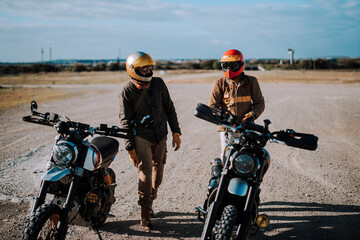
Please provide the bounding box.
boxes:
[232,153,258,175]
[52,140,78,167]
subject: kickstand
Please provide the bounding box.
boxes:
[94,226,103,240]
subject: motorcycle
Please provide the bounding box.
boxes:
[194,103,318,240]
[21,101,131,240]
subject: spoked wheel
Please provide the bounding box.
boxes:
[215,205,238,240]
[22,204,61,240]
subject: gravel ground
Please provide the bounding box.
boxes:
[1,79,360,239]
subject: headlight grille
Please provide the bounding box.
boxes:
[232,153,259,176]
[52,140,78,167]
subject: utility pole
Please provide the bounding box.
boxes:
[118,48,121,62]
[41,47,44,63]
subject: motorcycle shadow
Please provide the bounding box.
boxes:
[254,201,360,240]
[100,211,203,238]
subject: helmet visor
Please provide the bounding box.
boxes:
[136,65,153,72]
[221,61,244,72]
[135,65,153,79]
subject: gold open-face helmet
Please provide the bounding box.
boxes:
[126,51,156,82]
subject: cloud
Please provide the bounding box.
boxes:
[0,0,359,61]
[211,40,231,45]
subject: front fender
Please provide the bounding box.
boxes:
[42,166,71,181]
[228,177,248,196]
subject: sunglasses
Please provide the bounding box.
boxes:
[221,61,244,72]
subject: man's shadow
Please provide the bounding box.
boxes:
[100,210,203,238]
[100,201,360,239]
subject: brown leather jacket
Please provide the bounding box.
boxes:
[119,77,181,150]
[208,74,265,131]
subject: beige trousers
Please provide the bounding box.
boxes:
[135,136,167,206]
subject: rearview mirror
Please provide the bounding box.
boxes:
[31,101,38,113]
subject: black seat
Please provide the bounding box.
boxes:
[91,137,119,166]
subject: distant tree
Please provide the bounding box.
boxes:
[29,64,58,73]
[72,63,88,72]
[107,62,120,71]
[200,60,215,70]
[338,58,360,69]
[314,58,330,69]
[212,60,221,70]
[164,61,173,70]
[119,62,126,71]
[92,62,106,71]
[298,59,313,69]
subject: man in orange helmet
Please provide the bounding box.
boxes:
[208,49,265,154]
[119,51,182,230]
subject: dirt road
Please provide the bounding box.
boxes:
[1,80,360,239]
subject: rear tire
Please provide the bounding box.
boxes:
[215,205,238,240]
[22,204,62,240]
[96,168,116,226]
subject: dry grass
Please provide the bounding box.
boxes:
[1,69,358,85]
[0,87,88,111]
[251,70,360,84]
[1,70,359,111]
[0,71,130,85]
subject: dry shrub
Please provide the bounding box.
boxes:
[0,87,86,111]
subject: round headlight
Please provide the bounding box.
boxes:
[52,141,78,166]
[233,153,256,175]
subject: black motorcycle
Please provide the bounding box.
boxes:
[21,101,130,240]
[194,103,318,240]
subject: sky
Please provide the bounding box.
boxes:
[0,0,359,62]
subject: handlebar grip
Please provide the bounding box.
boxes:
[100,124,108,131]
[244,121,264,133]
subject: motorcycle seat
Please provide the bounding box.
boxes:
[91,136,119,165]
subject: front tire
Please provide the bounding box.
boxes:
[215,205,238,240]
[22,204,62,240]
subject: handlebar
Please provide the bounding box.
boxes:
[194,103,266,134]
[23,101,131,139]
[194,103,318,151]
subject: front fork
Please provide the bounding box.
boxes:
[201,170,230,240]
[236,161,266,240]
[56,167,84,240]
[31,180,50,215]
[236,185,259,240]
[30,173,82,240]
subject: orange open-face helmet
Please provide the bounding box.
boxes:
[220,49,245,79]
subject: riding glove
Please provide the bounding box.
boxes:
[172,133,181,151]
[128,149,140,168]
[242,111,256,123]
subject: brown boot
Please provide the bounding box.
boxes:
[149,202,155,218]
[140,206,153,230]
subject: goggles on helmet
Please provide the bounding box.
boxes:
[137,65,153,72]
[221,61,244,72]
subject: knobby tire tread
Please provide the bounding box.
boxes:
[215,205,238,240]
[22,203,62,240]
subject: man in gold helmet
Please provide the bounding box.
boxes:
[119,51,182,229]
[208,49,265,154]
